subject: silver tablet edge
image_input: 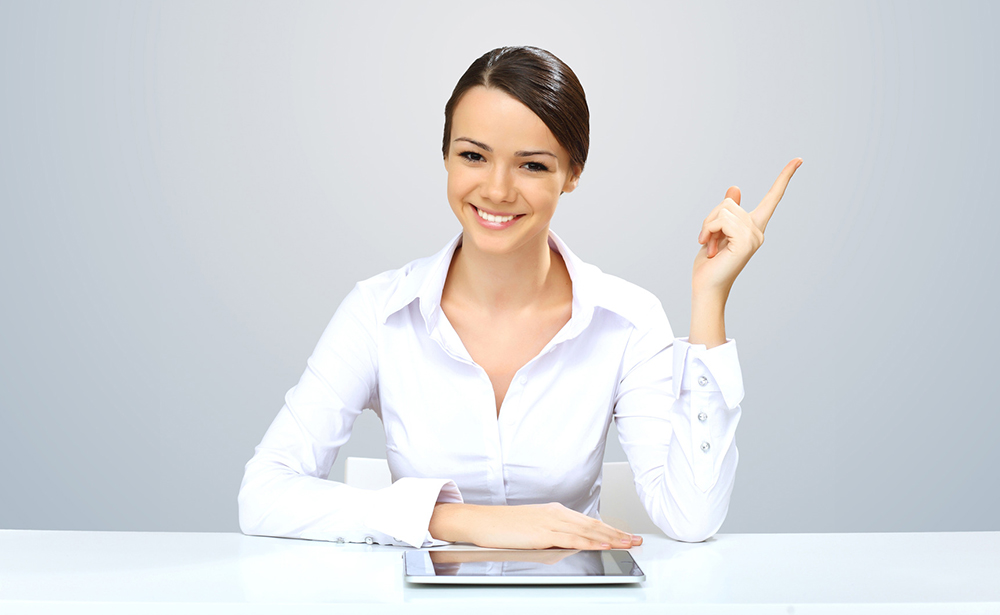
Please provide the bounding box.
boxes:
[404,573,645,585]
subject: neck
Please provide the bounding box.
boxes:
[446,230,567,313]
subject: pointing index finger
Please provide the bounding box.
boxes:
[750,158,802,233]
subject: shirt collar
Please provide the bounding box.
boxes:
[381,229,623,336]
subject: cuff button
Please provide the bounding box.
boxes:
[697,375,709,387]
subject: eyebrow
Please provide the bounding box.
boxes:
[453,137,557,159]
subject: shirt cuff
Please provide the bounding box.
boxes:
[672,337,745,410]
[365,477,463,548]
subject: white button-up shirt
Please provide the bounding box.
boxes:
[238,231,744,548]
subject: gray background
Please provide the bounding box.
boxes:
[1,0,997,535]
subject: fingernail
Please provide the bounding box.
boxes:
[601,543,611,548]
[620,538,631,544]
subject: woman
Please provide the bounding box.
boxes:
[238,46,801,550]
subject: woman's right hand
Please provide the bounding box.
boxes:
[428,502,643,550]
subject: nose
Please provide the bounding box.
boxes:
[482,163,516,204]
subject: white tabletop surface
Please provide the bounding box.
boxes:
[1,529,998,614]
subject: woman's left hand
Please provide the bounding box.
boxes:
[692,158,803,300]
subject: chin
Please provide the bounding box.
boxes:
[462,228,518,254]
[465,226,550,259]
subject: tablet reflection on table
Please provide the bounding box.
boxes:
[427,549,605,577]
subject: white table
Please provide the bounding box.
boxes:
[1,530,997,614]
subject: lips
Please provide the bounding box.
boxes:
[471,205,523,229]
[474,206,518,223]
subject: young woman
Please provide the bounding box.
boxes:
[238,46,801,550]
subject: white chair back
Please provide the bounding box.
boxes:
[598,461,662,534]
[343,457,662,535]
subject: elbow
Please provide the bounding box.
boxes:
[237,452,287,537]
[664,523,719,543]
[237,469,269,537]
[237,484,258,536]
[654,446,738,543]
[653,499,728,543]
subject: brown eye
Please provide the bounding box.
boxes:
[459,151,485,162]
[524,162,549,172]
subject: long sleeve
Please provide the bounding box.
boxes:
[237,282,462,548]
[612,303,743,542]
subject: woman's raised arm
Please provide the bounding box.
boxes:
[689,158,803,347]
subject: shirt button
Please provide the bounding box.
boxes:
[519,375,528,385]
[697,375,709,387]
[335,537,345,544]
[698,411,708,422]
[700,441,711,453]
[364,536,375,545]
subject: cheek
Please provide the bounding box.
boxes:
[446,168,479,203]
[445,172,463,205]
[448,169,467,195]
[520,180,562,210]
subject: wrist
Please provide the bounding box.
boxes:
[690,292,727,349]
[428,502,474,543]
[691,284,730,309]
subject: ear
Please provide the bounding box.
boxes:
[561,165,582,194]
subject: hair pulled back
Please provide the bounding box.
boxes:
[442,46,590,172]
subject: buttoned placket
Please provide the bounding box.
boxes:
[695,373,712,454]
[498,302,594,496]
[427,308,509,505]
[687,353,715,490]
[426,296,595,506]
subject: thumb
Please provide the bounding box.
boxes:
[725,186,741,206]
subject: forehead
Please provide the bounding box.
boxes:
[451,86,565,155]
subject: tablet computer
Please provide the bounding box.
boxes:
[403,549,645,585]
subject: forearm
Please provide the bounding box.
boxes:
[615,336,744,542]
[239,458,376,542]
[428,502,475,543]
[656,435,739,542]
[689,289,728,348]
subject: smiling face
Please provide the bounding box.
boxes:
[444,86,581,258]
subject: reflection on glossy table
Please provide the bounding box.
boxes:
[1,529,997,614]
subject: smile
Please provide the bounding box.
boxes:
[470,204,526,230]
[475,207,517,223]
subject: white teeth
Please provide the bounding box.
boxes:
[476,207,515,223]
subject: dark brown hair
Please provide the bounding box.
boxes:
[442,46,590,173]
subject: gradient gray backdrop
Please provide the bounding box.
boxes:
[2,1,997,534]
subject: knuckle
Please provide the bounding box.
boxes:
[566,536,587,549]
[545,502,567,515]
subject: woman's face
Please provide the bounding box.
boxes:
[444,86,580,258]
